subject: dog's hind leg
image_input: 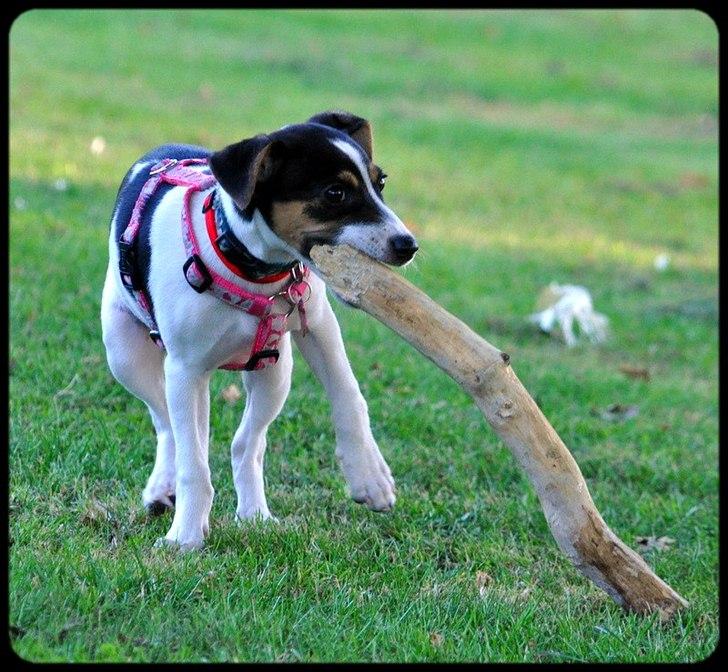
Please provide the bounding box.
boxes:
[231,333,293,521]
[101,274,176,514]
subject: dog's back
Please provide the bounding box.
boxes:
[110,143,211,241]
[109,144,212,320]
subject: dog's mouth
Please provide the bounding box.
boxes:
[302,234,419,269]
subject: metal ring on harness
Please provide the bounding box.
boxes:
[286,280,311,306]
[149,158,178,175]
[268,279,311,316]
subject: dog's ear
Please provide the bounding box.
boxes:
[307,110,373,159]
[209,134,282,210]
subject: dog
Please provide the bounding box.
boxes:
[101,111,418,549]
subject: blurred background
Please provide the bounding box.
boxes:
[10,10,717,342]
[9,10,718,663]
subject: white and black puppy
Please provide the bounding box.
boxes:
[101,111,418,549]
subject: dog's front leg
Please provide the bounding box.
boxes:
[232,334,293,522]
[293,299,395,511]
[158,358,214,549]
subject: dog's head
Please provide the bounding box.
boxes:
[209,111,418,266]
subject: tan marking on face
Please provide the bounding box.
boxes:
[270,200,340,250]
[369,164,380,185]
[337,170,360,189]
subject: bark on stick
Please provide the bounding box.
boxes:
[310,244,688,618]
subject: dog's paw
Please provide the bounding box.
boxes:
[145,496,175,517]
[236,502,277,523]
[153,535,204,552]
[337,446,396,512]
[142,472,176,515]
[157,516,209,551]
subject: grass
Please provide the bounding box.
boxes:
[9,9,718,663]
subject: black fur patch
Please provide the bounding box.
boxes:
[250,124,388,238]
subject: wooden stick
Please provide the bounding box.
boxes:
[310,244,688,618]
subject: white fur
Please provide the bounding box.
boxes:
[101,161,403,549]
[331,139,414,262]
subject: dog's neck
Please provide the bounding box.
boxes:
[216,189,302,268]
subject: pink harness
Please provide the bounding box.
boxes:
[118,158,310,371]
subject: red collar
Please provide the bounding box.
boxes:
[203,192,295,284]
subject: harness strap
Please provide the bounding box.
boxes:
[119,158,211,335]
[118,157,310,372]
[181,184,310,371]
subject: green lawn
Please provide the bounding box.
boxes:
[9,9,718,663]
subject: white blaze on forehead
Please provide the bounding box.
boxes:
[330,137,412,240]
[331,138,386,207]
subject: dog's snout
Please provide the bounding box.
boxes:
[389,234,419,264]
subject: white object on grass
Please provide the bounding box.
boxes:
[654,253,670,271]
[90,136,106,155]
[529,282,608,347]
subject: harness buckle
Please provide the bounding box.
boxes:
[202,191,215,213]
[243,349,280,371]
[183,254,213,293]
[149,158,178,175]
[291,261,305,282]
[118,239,142,290]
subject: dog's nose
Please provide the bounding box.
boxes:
[389,234,419,263]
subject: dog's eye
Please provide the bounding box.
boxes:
[324,185,346,204]
[377,174,387,191]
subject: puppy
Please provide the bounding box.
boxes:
[101,111,418,549]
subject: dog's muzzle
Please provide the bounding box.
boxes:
[389,234,419,265]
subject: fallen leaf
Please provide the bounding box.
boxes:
[429,632,444,647]
[618,364,650,381]
[678,171,709,190]
[475,571,492,596]
[54,373,81,398]
[221,384,242,404]
[80,498,112,526]
[518,586,532,601]
[592,403,639,422]
[635,535,675,552]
